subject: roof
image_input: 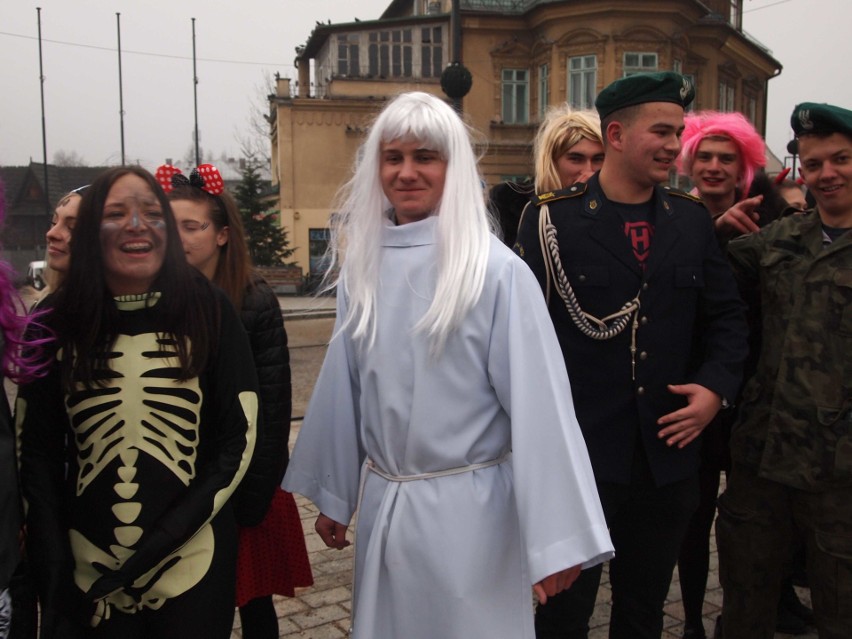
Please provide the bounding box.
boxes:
[1,162,110,218]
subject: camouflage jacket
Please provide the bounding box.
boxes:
[727,211,852,490]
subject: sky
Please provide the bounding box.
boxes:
[1,0,849,171]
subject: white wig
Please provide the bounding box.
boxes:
[326,91,494,355]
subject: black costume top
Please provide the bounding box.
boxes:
[231,275,291,526]
[18,286,259,626]
[0,333,22,590]
[515,174,748,487]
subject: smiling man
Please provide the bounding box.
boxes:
[717,102,852,639]
[678,111,767,234]
[515,72,748,639]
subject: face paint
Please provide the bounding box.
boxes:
[100,174,168,296]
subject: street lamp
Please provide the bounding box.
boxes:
[440,0,472,113]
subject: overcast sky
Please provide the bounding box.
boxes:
[1,0,848,171]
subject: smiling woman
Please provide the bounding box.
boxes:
[16,166,261,639]
[99,173,168,296]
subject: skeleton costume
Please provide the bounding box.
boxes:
[18,285,259,638]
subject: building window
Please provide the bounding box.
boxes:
[309,228,332,276]
[719,81,735,112]
[538,64,549,119]
[421,26,443,77]
[337,34,360,76]
[746,95,757,123]
[568,55,597,110]
[502,69,529,124]
[369,29,413,78]
[623,52,658,76]
[729,0,742,29]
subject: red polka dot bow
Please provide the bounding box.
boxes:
[155,163,225,196]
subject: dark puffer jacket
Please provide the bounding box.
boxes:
[232,275,292,526]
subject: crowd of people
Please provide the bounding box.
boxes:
[1,70,850,639]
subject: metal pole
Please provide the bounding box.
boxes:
[36,7,50,216]
[192,17,200,166]
[451,0,462,112]
[116,13,126,165]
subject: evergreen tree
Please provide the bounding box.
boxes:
[233,159,295,266]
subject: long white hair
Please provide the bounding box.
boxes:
[326,91,494,355]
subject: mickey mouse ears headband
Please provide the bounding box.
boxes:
[155,164,225,196]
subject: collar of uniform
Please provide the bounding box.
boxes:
[657,186,682,217]
[582,174,605,216]
[582,174,671,218]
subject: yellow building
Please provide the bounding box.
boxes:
[269,0,781,276]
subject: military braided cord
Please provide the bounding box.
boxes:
[538,203,640,341]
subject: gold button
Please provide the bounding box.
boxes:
[637,386,645,395]
[640,316,649,325]
[642,282,649,291]
[640,351,648,360]
[578,274,587,282]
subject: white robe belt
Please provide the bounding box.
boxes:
[365,453,510,483]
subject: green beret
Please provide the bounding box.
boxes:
[595,71,695,120]
[791,102,852,139]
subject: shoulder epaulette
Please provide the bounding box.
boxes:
[662,185,705,207]
[532,183,587,207]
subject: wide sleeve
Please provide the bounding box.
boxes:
[232,279,291,526]
[281,290,364,526]
[486,256,613,584]
[690,213,750,403]
[87,290,260,599]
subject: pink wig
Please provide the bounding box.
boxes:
[677,111,766,196]
[0,179,52,384]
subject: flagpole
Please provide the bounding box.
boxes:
[36,7,49,215]
[192,17,200,165]
[116,12,126,165]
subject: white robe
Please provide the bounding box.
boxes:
[283,216,613,638]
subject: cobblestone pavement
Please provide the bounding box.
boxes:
[225,300,815,639]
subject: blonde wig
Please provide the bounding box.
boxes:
[326,91,494,355]
[533,105,603,193]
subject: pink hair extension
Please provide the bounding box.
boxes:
[678,111,766,196]
[0,179,52,384]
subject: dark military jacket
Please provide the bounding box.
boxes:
[727,211,852,490]
[515,174,747,487]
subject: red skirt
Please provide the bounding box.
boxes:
[235,488,314,607]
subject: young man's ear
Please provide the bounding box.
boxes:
[606,121,625,151]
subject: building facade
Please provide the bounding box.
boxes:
[269,0,781,275]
